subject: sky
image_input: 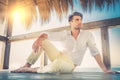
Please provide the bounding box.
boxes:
[74,0,120,22]
[0,0,120,69]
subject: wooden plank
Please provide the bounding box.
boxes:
[0,42,5,70]
[3,41,11,69]
[40,52,48,68]
[83,17,120,29]
[0,18,7,70]
[9,17,120,42]
[40,52,44,69]
[9,26,70,42]
[3,1,13,69]
[0,19,8,69]
[44,53,48,66]
[101,27,111,69]
[0,35,8,42]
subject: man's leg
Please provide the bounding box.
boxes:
[37,53,75,73]
[25,49,44,67]
[12,39,74,73]
[11,49,43,72]
[41,39,61,61]
[37,39,75,73]
[25,39,61,65]
[11,39,60,72]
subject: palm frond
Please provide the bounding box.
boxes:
[0,0,119,29]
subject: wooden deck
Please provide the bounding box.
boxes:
[0,70,120,80]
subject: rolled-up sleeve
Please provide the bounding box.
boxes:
[87,32,100,56]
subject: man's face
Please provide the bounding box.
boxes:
[69,16,82,30]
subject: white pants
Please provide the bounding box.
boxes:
[27,39,75,73]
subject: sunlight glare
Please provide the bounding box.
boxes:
[13,8,26,21]
[14,10,21,20]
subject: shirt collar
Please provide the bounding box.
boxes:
[68,29,84,35]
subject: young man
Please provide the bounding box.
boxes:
[12,12,115,73]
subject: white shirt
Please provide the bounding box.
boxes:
[46,30,99,66]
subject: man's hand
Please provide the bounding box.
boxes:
[94,54,117,74]
[32,33,48,53]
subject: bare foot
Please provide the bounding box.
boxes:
[11,67,39,73]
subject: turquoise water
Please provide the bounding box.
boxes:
[112,67,120,71]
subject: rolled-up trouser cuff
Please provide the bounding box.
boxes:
[26,50,43,65]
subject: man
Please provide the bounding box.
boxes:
[12,12,115,73]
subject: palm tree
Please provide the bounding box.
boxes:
[0,0,119,29]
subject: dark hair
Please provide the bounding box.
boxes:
[68,12,83,22]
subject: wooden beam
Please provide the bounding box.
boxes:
[0,42,5,69]
[3,18,13,69]
[0,35,8,42]
[101,27,111,69]
[3,1,13,69]
[108,25,120,28]
[9,17,120,42]
[0,35,8,69]
[83,17,120,29]
[9,26,70,42]
[40,52,48,68]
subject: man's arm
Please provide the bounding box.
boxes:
[94,54,115,74]
[86,31,116,73]
[32,31,65,53]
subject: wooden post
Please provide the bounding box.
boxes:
[44,53,48,66]
[3,19,13,69]
[3,1,13,69]
[0,36,8,69]
[101,27,111,69]
[40,52,48,68]
[0,42,5,70]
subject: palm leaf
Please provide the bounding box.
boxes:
[0,0,119,29]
